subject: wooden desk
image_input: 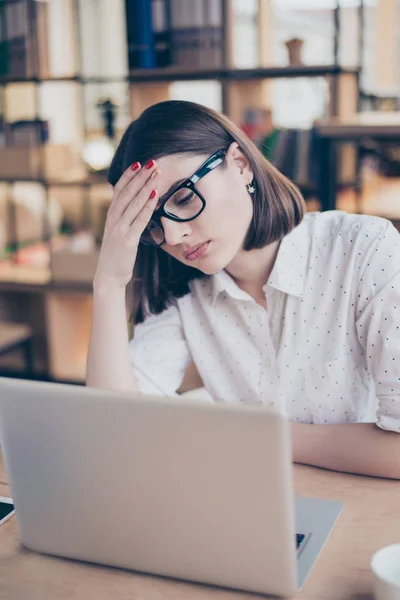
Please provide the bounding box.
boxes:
[317,111,400,212]
[1,452,399,600]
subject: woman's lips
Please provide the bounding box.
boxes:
[185,241,210,261]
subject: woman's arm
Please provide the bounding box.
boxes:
[86,282,140,392]
[355,220,400,433]
[85,158,161,391]
[291,422,400,479]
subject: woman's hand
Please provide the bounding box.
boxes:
[94,160,160,290]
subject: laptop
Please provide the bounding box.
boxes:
[0,377,343,597]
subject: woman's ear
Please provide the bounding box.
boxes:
[226,141,253,185]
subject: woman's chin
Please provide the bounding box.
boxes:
[196,253,235,275]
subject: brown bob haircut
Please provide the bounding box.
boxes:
[108,100,306,324]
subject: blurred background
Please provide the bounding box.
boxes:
[0,0,399,387]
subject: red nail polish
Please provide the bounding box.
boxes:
[145,159,155,170]
[130,161,140,171]
[149,189,156,199]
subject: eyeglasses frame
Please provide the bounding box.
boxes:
[140,148,226,247]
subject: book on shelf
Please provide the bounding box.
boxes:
[0,0,34,78]
[125,0,156,69]
[11,241,50,268]
[0,118,8,146]
[152,0,172,68]
[262,128,318,189]
[6,119,49,146]
[241,107,320,189]
[205,0,223,69]
[258,125,335,190]
[169,0,223,69]
[0,144,86,180]
[34,0,50,78]
[0,0,50,79]
[169,0,202,69]
[0,1,8,76]
[125,0,224,70]
[51,231,99,285]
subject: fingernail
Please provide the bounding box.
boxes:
[130,161,140,171]
[149,189,157,199]
[145,159,155,170]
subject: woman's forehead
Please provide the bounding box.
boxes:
[155,153,208,195]
[156,153,205,174]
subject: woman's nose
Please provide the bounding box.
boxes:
[161,217,192,246]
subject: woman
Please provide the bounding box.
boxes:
[87,100,400,479]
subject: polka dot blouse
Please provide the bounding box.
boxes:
[129,211,400,433]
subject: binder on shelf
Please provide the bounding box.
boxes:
[3,0,32,78]
[0,1,9,76]
[35,0,50,78]
[169,0,198,69]
[125,0,156,69]
[0,118,7,146]
[204,0,223,69]
[0,0,49,79]
[7,120,49,146]
[169,0,223,70]
[0,144,85,180]
[152,0,172,68]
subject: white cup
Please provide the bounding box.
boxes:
[371,544,400,600]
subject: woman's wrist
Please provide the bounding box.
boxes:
[92,275,127,299]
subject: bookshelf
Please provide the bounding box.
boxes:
[0,0,362,383]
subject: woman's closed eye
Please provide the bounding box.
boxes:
[173,191,195,206]
[147,219,159,231]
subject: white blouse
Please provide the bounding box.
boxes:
[129,211,400,433]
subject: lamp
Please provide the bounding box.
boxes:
[82,137,115,173]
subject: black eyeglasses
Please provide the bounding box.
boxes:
[140,149,226,247]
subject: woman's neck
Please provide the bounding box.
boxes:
[225,240,281,295]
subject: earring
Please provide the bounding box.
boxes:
[246,182,255,194]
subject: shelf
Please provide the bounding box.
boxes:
[0,65,360,86]
[129,67,223,82]
[0,75,80,84]
[226,65,360,81]
[128,64,360,83]
[0,174,109,186]
[0,264,51,287]
[0,265,93,294]
[317,111,400,139]
[0,280,93,294]
[0,75,128,84]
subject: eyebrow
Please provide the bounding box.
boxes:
[157,177,187,208]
